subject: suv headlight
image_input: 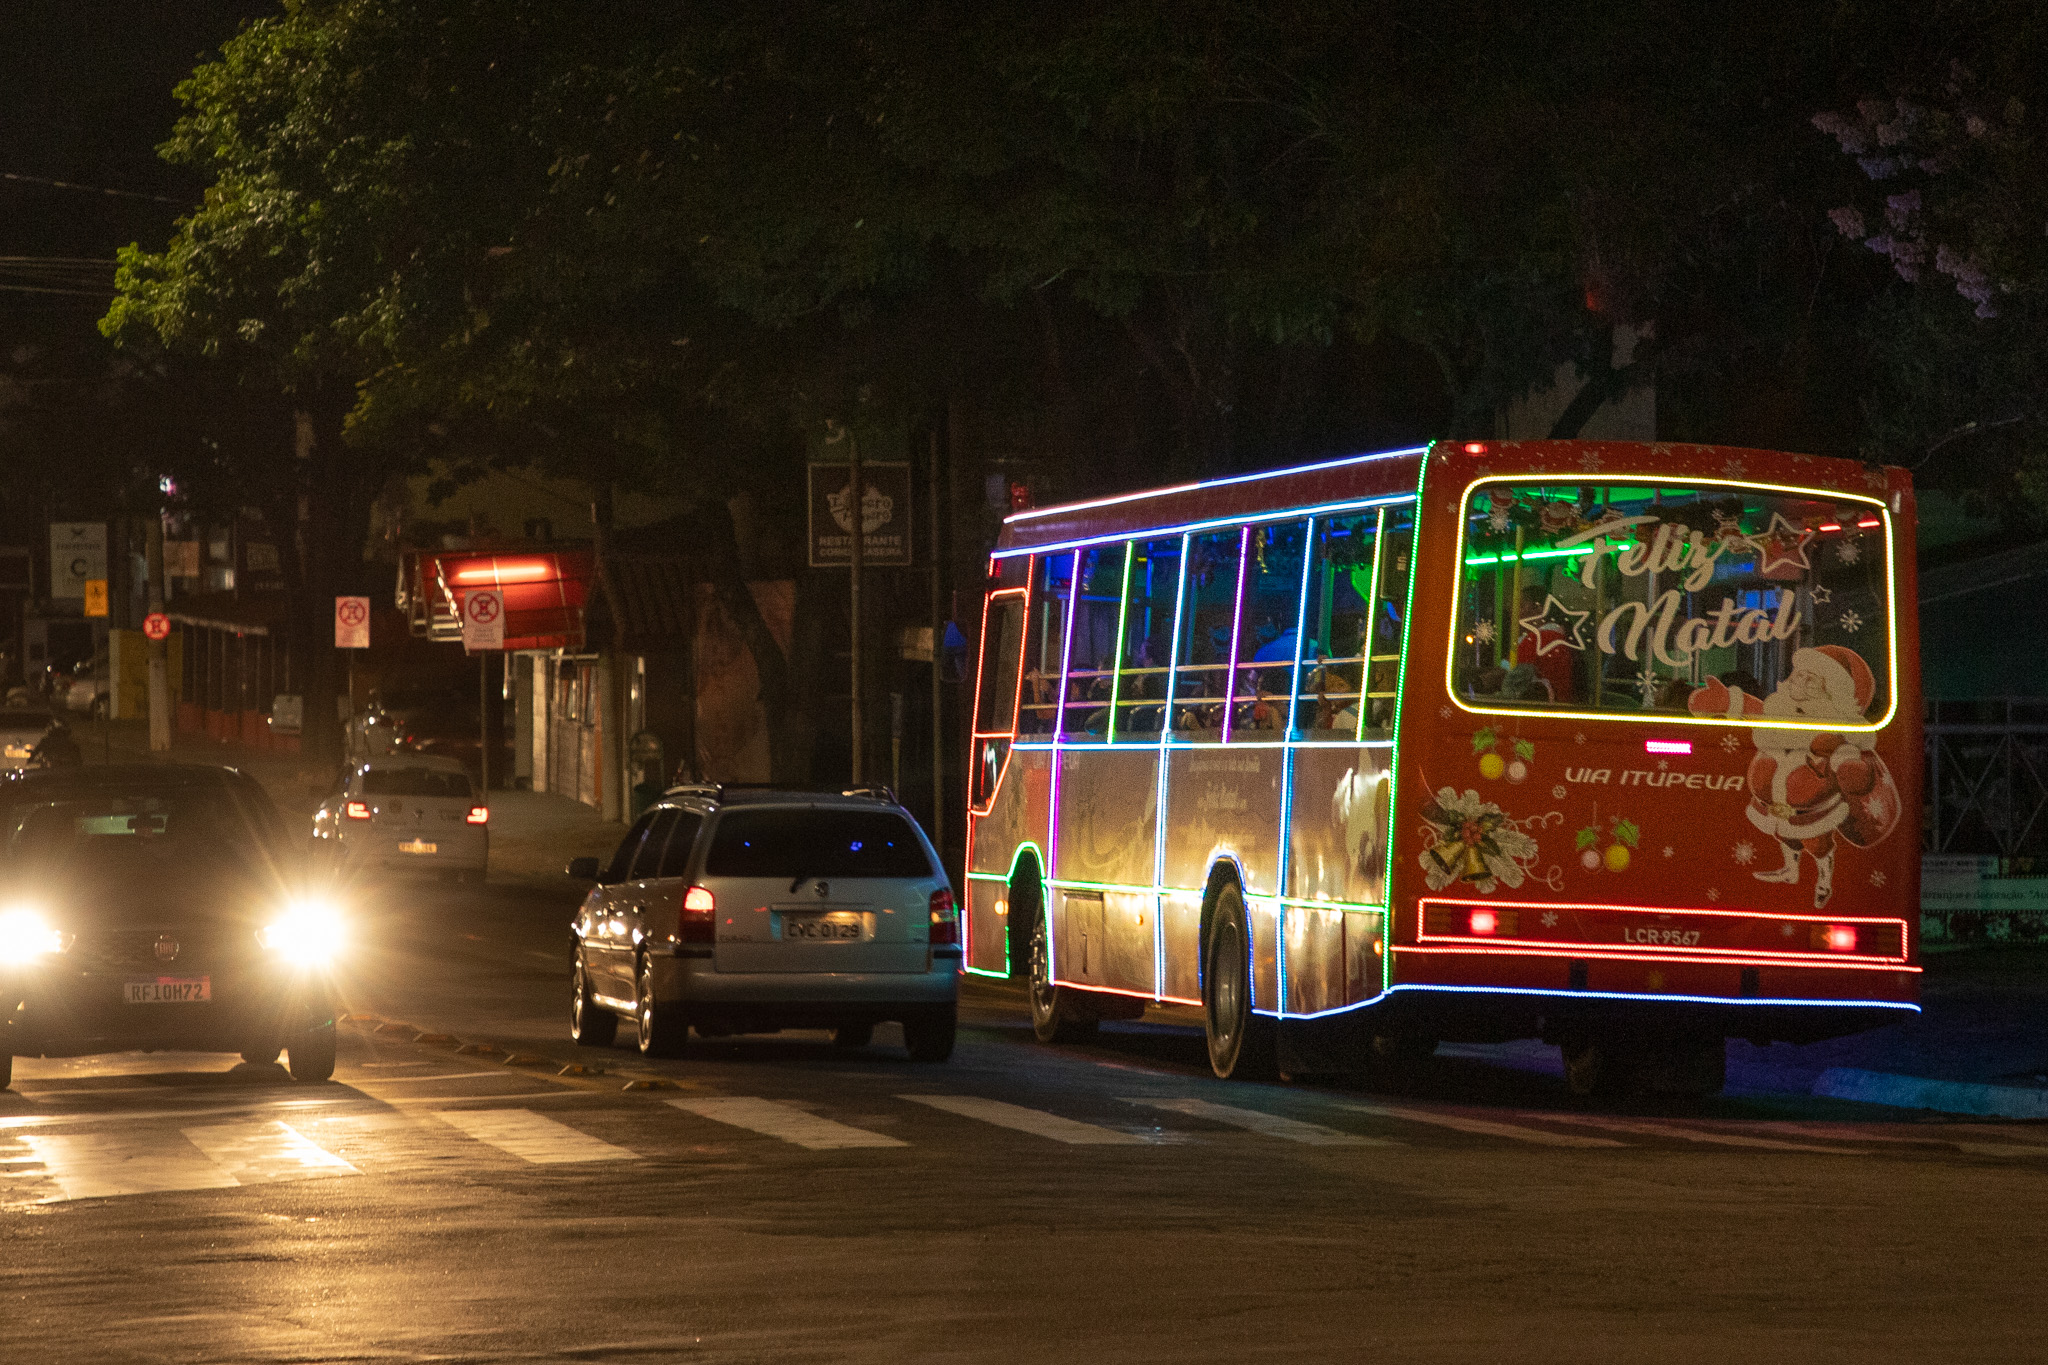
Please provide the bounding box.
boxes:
[258,899,346,966]
[0,907,66,964]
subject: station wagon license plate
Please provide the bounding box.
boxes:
[782,914,865,942]
[399,838,438,855]
[125,978,211,1004]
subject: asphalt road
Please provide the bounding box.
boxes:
[5,872,2047,1363]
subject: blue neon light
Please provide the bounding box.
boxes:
[1252,981,1923,1022]
[1004,446,1428,525]
[993,493,1419,560]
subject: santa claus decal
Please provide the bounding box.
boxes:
[1688,644,1899,908]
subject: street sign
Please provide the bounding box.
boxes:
[142,611,170,641]
[807,461,912,567]
[49,522,106,599]
[335,595,371,649]
[82,579,108,618]
[460,588,505,651]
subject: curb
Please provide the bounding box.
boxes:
[1812,1067,2048,1119]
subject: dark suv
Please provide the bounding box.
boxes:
[0,765,341,1088]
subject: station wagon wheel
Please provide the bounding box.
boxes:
[635,957,686,1058]
[1027,913,1097,1044]
[241,1044,281,1065]
[903,1005,956,1063]
[570,956,617,1048]
[1203,882,1273,1080]
[286,1024,336,1083]
[0,1051,11,1091]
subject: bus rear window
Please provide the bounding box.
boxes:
[1453,481,1892,723]
[706,810,932,879]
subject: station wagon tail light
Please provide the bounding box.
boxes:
[929,888,957,946]
[466,805,489,825]
[679,885,716,943]
[345,800,372,820]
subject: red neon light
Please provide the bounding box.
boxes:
[1644,739,1692,755]
[450,560,554,584]
[1818,523,1841,533]
[1857,517,1881,528]
[1047,977,1197,1007]
[1413,896,1911,967]
[1824,924,1858,952]
[1461,442,1487,454]
[1469,909,1498,935]
[1400,943,1920,973]
[1420,895,1904,929]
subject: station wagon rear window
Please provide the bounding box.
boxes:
[1453,480,1893,722]
[361,768,474,798]
[706,810,931,879]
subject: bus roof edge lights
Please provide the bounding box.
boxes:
[1003,446,1428,524]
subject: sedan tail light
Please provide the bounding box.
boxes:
[466,805,489,825]
[928,887,957,946]
[679,885,716,943]
[345,800,372,821]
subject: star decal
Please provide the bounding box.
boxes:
[1518,594,1592,656]
[1870,869,1888,888]
[1754,513,1816,577]
[1810,585,1832,605]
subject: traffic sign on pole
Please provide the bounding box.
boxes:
[334,596,371,649]
[82,579,108,618]
[460,588,505,651]
[142,611,171,642]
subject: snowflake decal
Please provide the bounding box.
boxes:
[1574,731,1587,744]
[1837,540,1861,565]
[1870,869,1888,888]
[1811,585,1832,605]
[1541,910,1559,928]
[1662,846,1674,859]
[1487,510,1512,533]
[1551,784,1567,799]
[1656,758,1669,771]
[1473,618,1497,645]
[1733,840,1756,866]
[1720,733,1741,752]
[1781,922,1797,937]
[1721,456,1747,478]
[1706,887,1721,901]
[1439,705,1453,720]
[1839,610,1863,634]
[1579,451,1604,472]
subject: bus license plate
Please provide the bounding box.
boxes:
[783,915,864,942]
[400,839,438,855]
[125,978,211,1004]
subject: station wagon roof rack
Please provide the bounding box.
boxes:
[659,781,898,804]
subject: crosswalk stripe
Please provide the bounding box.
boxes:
[182,1121,357,1184]
[899,1095,1152,1145]
[21,1131,240,1201]
[433,1109,636,1164]
[1125,1097,1391,1146]
[667,1098,906,1149]
[1334,1100,1625,1148]
[1541,1115,1864,1153]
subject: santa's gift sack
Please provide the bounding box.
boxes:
[1837,753,1901,849]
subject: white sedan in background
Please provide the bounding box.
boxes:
[313,755,489,882]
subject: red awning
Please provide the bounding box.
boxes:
[410,549,592,651]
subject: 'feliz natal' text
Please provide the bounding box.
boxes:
[1529,514,1801,666]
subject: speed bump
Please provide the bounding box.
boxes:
[503,1053,552,1068]
[621,1078,681,1091]
[558,1064,606,1077]
[456,1043,503,1056]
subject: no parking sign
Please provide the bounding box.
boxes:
[460,589,505,651]
[334,596,371,649]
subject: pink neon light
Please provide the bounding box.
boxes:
[1221,526,1251,743]
[1644,739,1692,755]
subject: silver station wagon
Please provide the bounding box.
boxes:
[566,785,959,1061]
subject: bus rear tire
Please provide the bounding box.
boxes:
[1203,882,1274,1080]
[1027,914,1098,1044]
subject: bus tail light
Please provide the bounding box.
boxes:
[929,888,957,946]
[680,885,716,943]
[345,801,372,821]
[1818,924,1858,952]
[1470,909,1499,935]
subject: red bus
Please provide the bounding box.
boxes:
[963,439,1920,1095]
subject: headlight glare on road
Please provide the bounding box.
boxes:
[0,906,65,964]
[259,899,346,966]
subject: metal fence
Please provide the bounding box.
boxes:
[1924,699,2048,863]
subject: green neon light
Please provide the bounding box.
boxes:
[1382,447,1430,993]
[1106,542,1134,744]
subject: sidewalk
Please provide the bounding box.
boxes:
[78,716,626,885]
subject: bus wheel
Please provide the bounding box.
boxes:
[1203,882,1274,1080]
[1027,914,1098,1044]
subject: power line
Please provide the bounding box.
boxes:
[0,171,185,205]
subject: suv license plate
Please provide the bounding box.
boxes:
[783,915,865,942]
[125,978,211,1004]
[399,839,438,855]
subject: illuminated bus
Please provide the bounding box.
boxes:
[962,439,1920,1094]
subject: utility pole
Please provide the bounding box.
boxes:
[146,515,169,753]
[848,433,864,785]
[928,430,944,851]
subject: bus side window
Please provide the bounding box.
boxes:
[1297,515,1378,738]
[1058,546,1124,743]
[1019,554,1074,736]
[1227,519,1310,739]
[1114,536,1182,737]
[1365,507,1415,737]
[971,592,1026,808]
[1171,530,1243,738]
